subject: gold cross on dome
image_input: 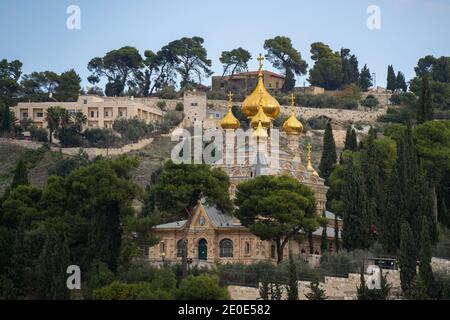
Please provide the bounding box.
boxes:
[291,94,295,112]
[257,53,264,71]
[228,91,234,102]
[228,91,233,109]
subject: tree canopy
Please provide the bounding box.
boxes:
[234,175,319,263]
[264,36,308,92]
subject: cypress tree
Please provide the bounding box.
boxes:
[387,65,397,91]
[416,76,433,124]
[320,211,328,254]
[344,127,357,151]
[341,162,371,250]
[438,199,450,228]
[344,127,352,150]
[286,252,298,300]
[305,279,327,300]
[359,64,372,91]
[36,230,70,299]
[399,222,417,293]
[396,71,407,92]
[334,215,340,253]
[319,121,337,185]
[418,216,435,298]
[0,103,14,136]
[361,127,379,235]
[379,166,404,253]
[10,160,29,190]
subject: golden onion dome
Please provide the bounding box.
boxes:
[250,92,272,129]
[220,91,240,130]
[242,54,281,119]
[283,94,303,135]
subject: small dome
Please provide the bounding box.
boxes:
[242,54,281,119]
[250,96,271,129]
[254,119,268,138]
[283,95,303,135]
[220,91,240,130]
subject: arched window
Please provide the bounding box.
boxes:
[160,242,165,254]
[271,245,276,259]
[177,239,187,258]
[244,241,251,255]
[219,239,233,257]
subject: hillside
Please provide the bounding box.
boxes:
[0,129,344,197]
[0,144,60,195]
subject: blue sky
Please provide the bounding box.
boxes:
[0,0,449,89]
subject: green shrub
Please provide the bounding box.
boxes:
[307,117,329,130]
[175,102,184,111]
[92,281,151,300]
[157,101,167,111]
[177,274,230,300]
[361,94,379,108]
[113,118,154,143]
[30,127,48,142]
[117,260,157,283]
[156,86,179,99]
[319,250,370,277]
[83,128,120,148]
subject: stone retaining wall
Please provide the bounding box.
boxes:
[0,137,154,159]
[228,270,401,300]
[228,258,450,300]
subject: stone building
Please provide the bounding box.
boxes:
[212,70,285,95]
[149,55,341,265]
[11,95,163,129]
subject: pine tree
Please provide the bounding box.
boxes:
[341,162,371,250]
[416,76,433,124]
[10,160,29,190]
[286,252,298,300]
[387,65,397,91]
[396,71,407,92]
[305,279,327,300]
[418,216,435,298]
[319,121,337,185]
[399,222,417,293]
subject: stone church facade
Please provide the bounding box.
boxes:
[148,54,342,265]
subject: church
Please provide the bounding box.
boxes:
[148,54,342,265]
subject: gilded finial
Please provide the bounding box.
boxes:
[306,143,319,176]
[257,53,264,76]
[228,91,234,109]
[290,94,295,113]
[307,143,313,169]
